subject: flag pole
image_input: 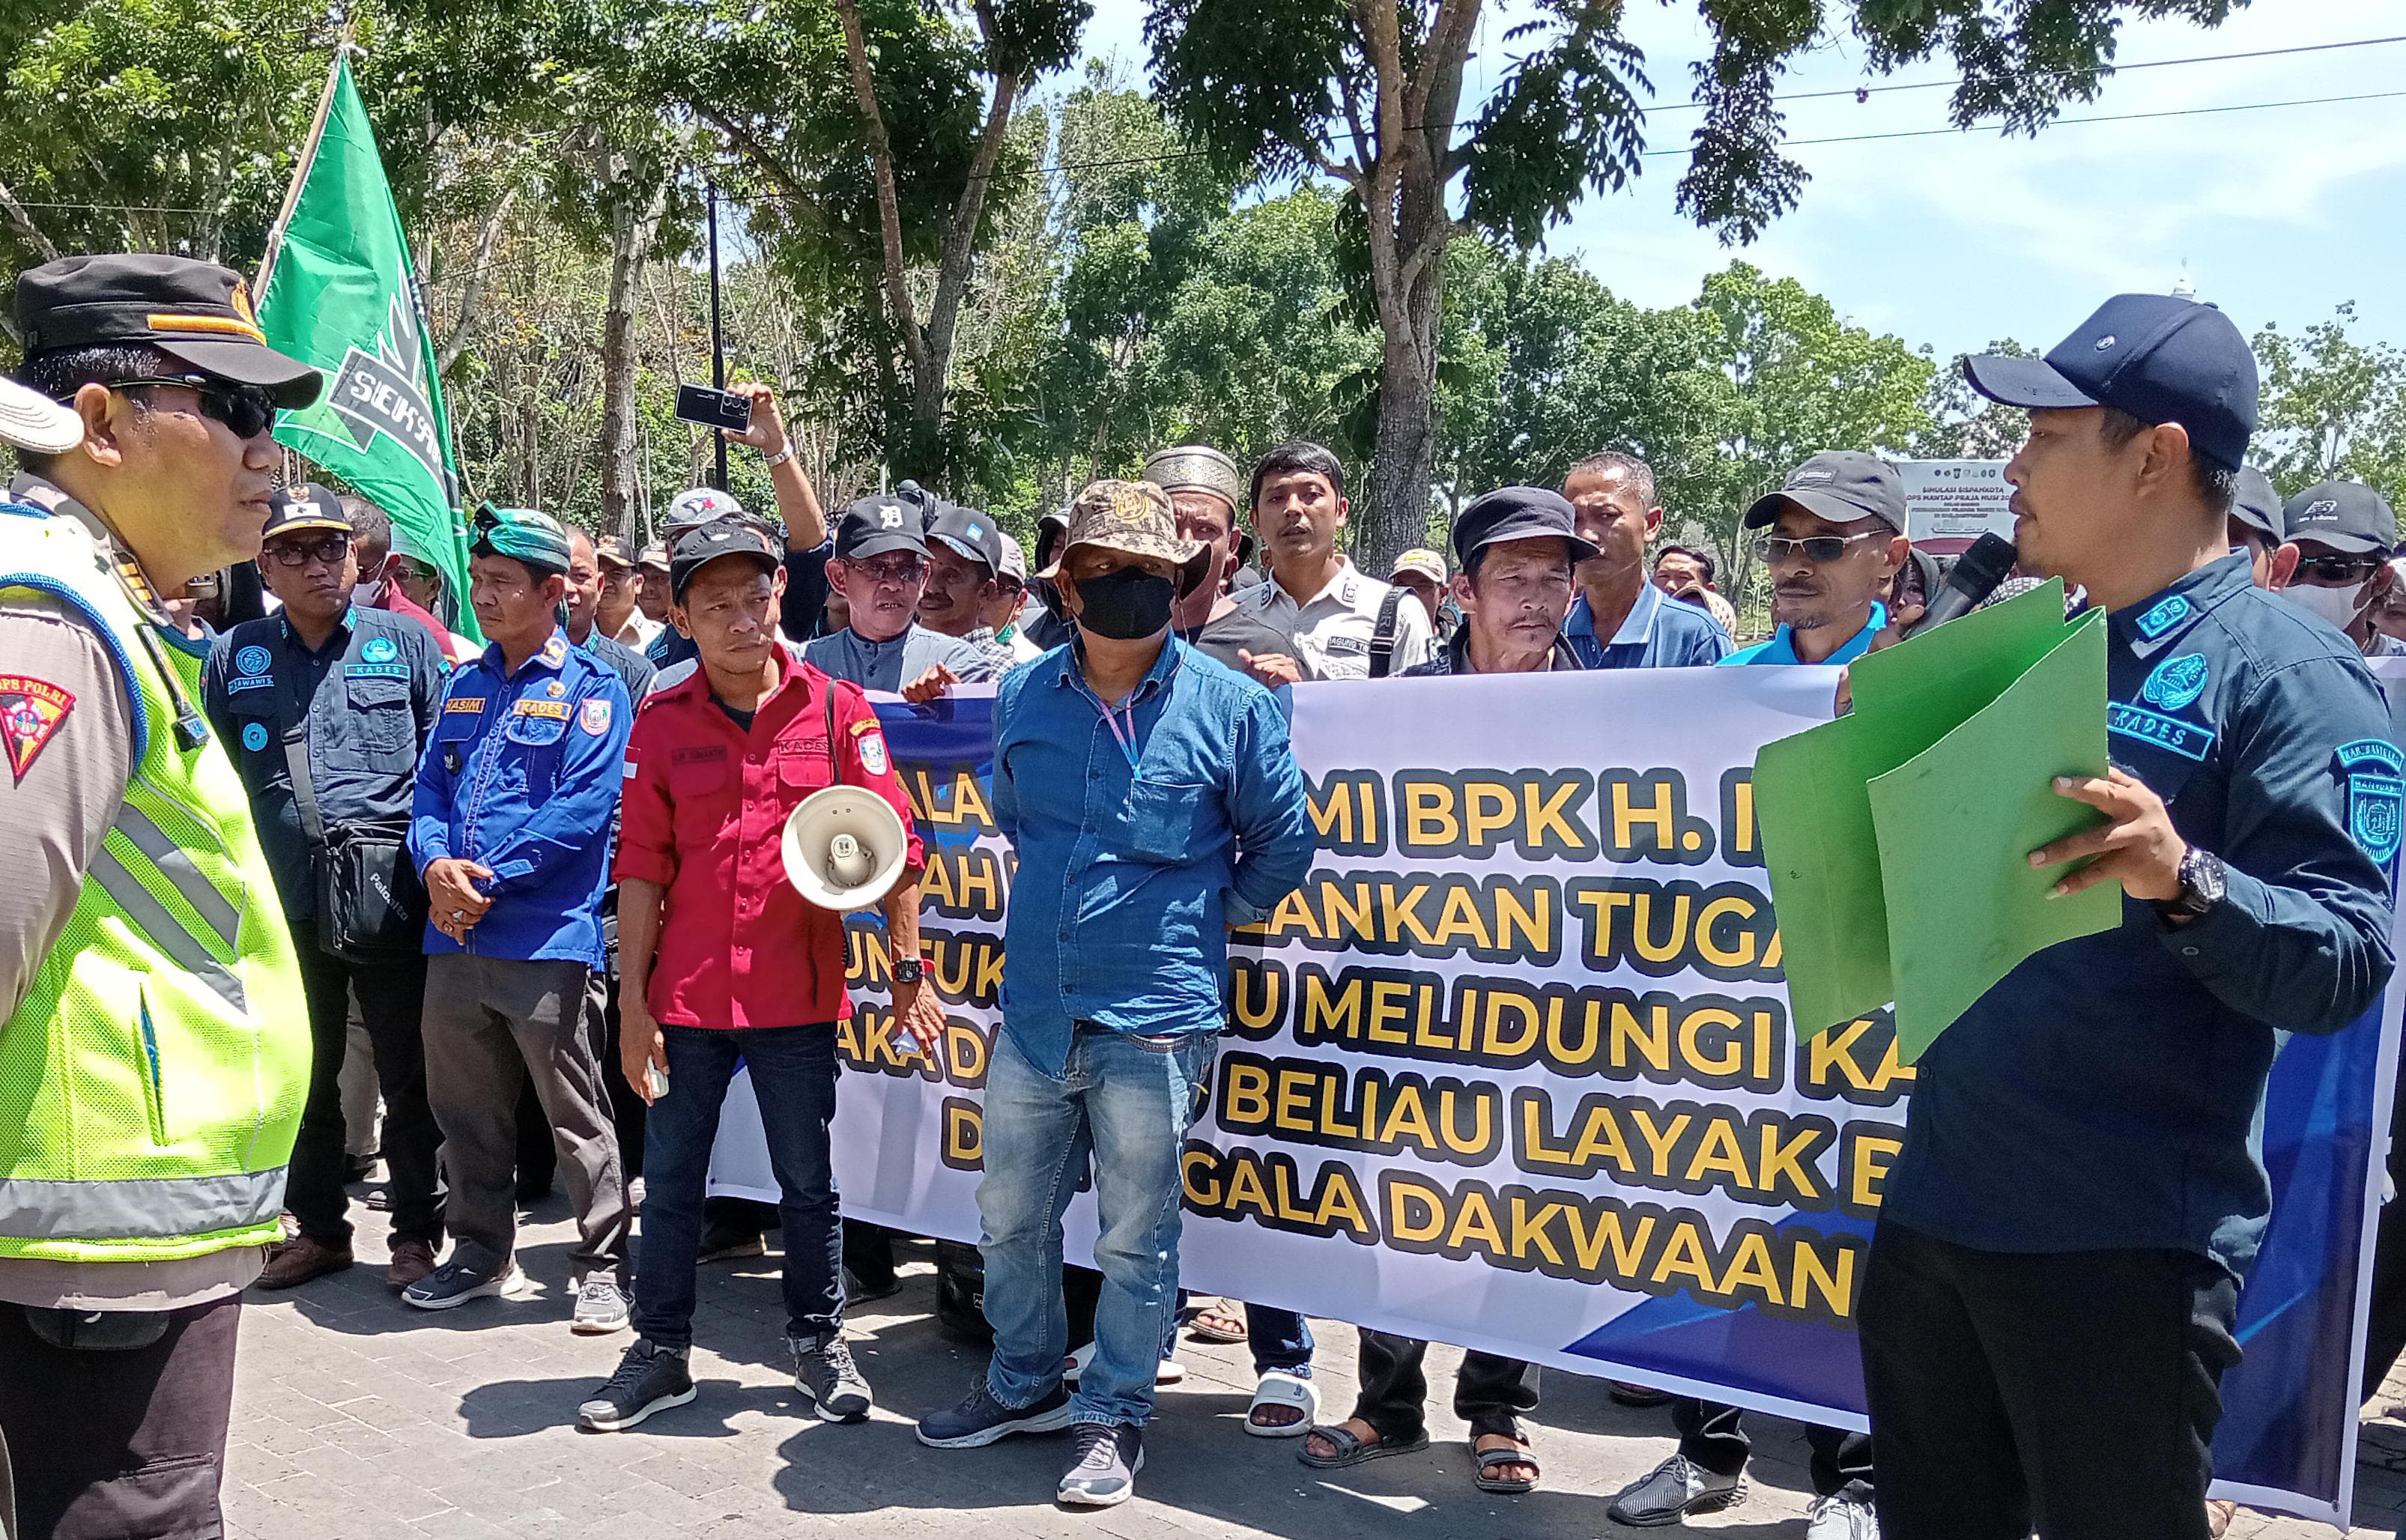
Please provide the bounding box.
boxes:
[255,30,351,301]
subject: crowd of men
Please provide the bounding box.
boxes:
[0,252,2402,1540]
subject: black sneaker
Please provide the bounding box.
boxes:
[401,1257,530,1312]
[1058,1423,1143,1508]
[916,1379,1076,1449]
[792,1334,873,1423]
[1606,1453,1745,1527]
[578,1339,696,1431]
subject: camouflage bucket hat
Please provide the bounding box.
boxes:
[1039,479,1213,598]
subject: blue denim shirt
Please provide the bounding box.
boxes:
[992,637,1313,1076]
[409,628,632,966]
[1885,556,2396,1276]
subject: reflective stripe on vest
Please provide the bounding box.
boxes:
[83,843,248,1014]
[112,798,245,949]
[0,1168,284,1240]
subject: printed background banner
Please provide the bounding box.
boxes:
[709,666,2402,1531]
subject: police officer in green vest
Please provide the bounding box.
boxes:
[0,255,319,1540]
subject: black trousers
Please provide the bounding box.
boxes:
[1673,1398,1872,1501]
[1351,1330,1539,1442]
[287,927,443,1247]
[1858,1219,2239,1540]
[0,1295,240,1540]
[589,969,646,1178]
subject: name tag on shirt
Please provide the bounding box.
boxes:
[515,699,572,721]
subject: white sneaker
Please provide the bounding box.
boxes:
[1062,1341,1184,1386]
[571,1276,631,1335]
[1806,1493,1879,1540]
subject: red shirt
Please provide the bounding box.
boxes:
[375,585,467,664]
[615,646,924,1028]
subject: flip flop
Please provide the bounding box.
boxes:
[1298,1422,1430,1469]
[1186,1298,1249,1344]
[1245,1370,1318,1438]
[1473,1438,1539,1494]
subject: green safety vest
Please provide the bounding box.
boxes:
[0,498,309,1263]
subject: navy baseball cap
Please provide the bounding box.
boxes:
[670,518,781,598]
[260,482,352,542]
[2229,466,2282,543]
[2282,480,2396,556]
[1450,487,1599,569]
[926,503,1004,575]
[1965,294,2258,470]
[1743,450,1905,533]
[835,495,932,562]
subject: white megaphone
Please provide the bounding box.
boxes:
[781,785,912,911]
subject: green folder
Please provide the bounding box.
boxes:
[1753,581,2120,1060]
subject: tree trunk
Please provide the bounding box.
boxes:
[600,171,668,542]
[1366,294,1440,573]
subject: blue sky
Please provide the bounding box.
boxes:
[1073,0,2406,364]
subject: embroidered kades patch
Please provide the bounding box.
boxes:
[2339,739,2404,864]
[0,675,74,780]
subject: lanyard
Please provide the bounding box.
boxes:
[1090,689,1142,775]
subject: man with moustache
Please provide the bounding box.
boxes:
[1145,443,1302,685]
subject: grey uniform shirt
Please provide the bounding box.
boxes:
[801,622,1005,691]
[0,479,264,1309]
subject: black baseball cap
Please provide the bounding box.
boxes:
[1450,486,1600,568]
[835,495,933,562]
[670,518,781,598]
[926,503,1004,575]
[16,254,324,408]
[2229,466,2282,543]
[261,482,352,542]
[1743,451,1905,532]
[2282,481,2396,556]
[1964,294,2258,470]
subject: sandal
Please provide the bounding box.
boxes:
[1187,1298,1249,1344]
[1245,1370,1318,1438]
[1473,1436,1539,1494]
[1298,1422,1430,1469]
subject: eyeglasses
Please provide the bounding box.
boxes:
[1754,532,1882,564]
[854,556,926,586]
[264,534,351,569]
[79,376,279,440]
[2294,554,2383,586]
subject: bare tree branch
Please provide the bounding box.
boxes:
[831,0,929,385]
[437,182,519,374]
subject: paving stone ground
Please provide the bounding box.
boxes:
[225,1182,2406,1540]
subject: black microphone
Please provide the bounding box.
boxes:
[1904,532,2018,637]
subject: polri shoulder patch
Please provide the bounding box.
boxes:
[0,675,74,780]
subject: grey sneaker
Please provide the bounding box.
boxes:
[571,1276,631,1335]
[791,1333,872,1422]
[1806,1493,1879,1540]
[1606,1453,1745,1527]
[1058,1422,1142,1508]
[577,1339,695,1431]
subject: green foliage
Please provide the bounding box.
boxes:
[2252,304,2406,508]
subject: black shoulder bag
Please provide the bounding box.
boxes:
[283,727,428,963]
[1367,586,1407,679]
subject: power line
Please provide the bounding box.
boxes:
[1647,85,2406,157]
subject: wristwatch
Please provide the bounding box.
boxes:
[891,956,927,986]
[760,443,796,470]
[2155,846,2227,920]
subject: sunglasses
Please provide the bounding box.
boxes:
[1754,531,1882,565]
[2294,554,2383,586]
[83,375,279,440]
[264,534,351,569]
[852,556,927,586]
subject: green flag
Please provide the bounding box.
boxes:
[255,52,474,639]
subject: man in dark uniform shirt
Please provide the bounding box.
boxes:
[1858,293,2396,1540]
[201,486,450,1291]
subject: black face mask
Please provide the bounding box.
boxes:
[1073,566,1176,640]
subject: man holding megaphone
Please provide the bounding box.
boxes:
[577,516,942,1436]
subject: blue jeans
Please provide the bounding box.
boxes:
[632,1023,843,1350]
[979,1022,1215,1427]
[1246,1306,1315,1377]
